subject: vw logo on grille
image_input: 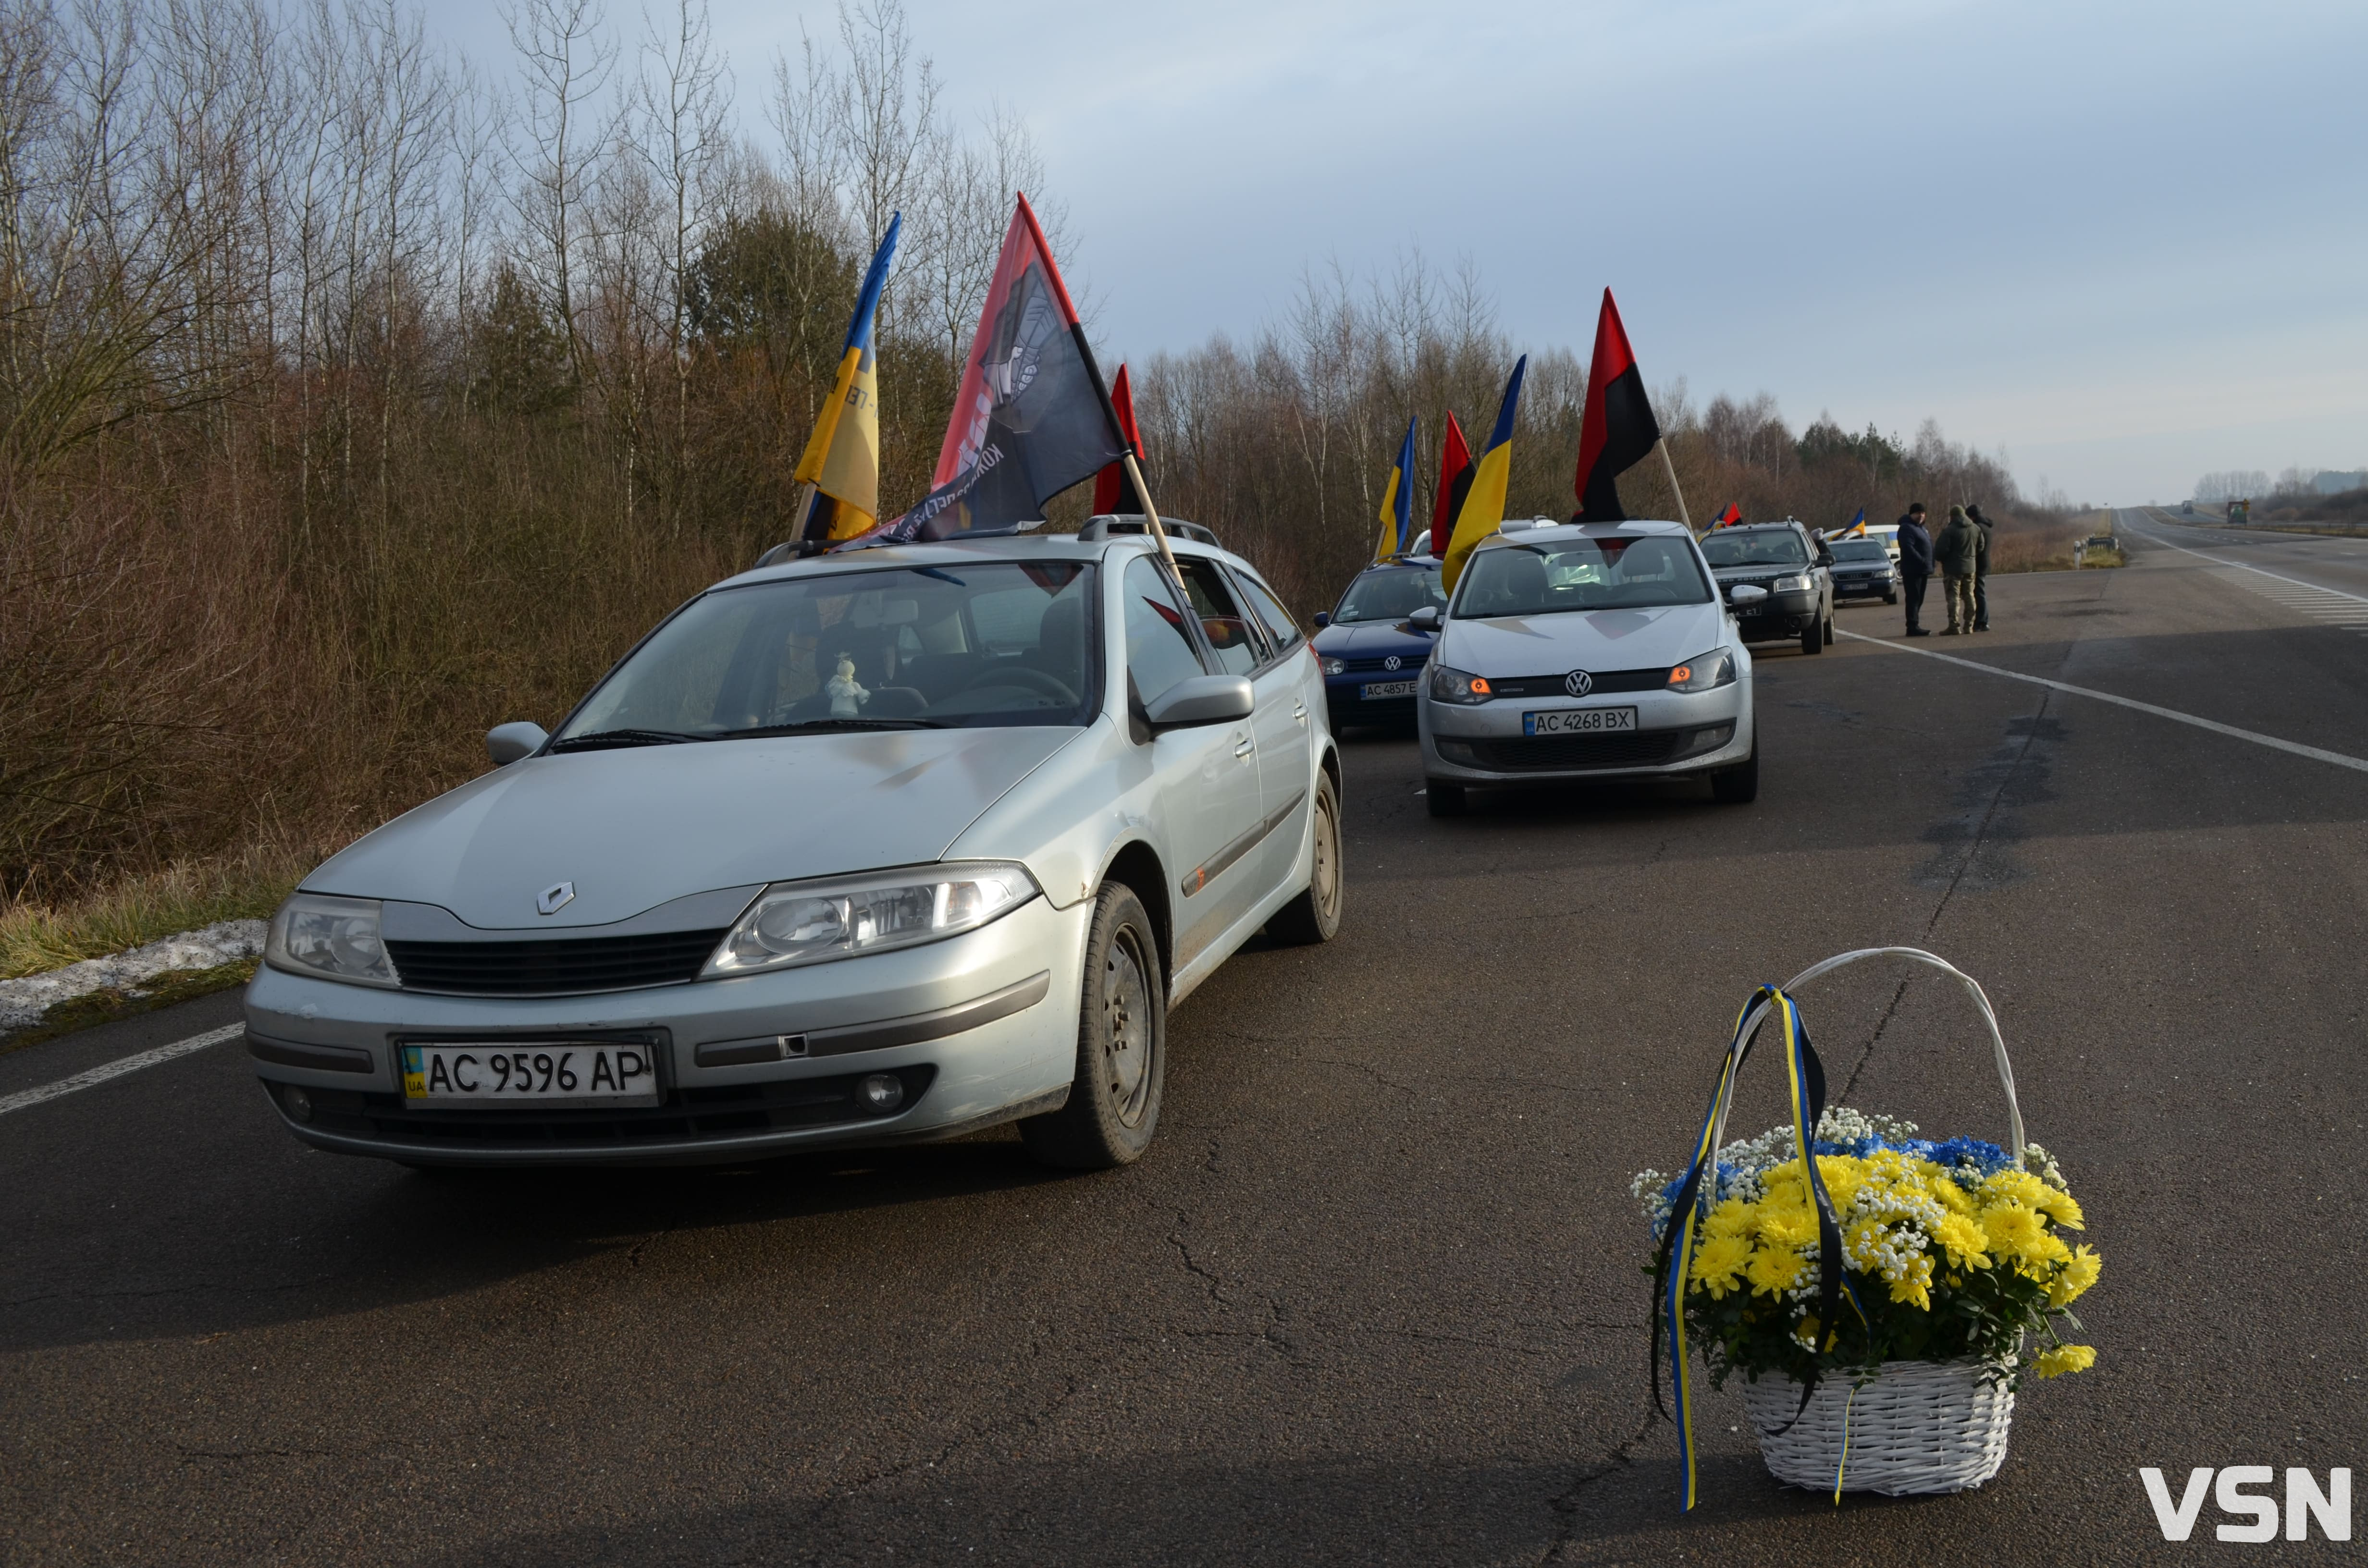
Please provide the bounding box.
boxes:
[1564,670,1594,697]
[536,881,576,916]
[1383,655,1402,672]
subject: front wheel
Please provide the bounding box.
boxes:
[1265,773,1342,945]
[1800,615,1824,655]
[1711,741,1759,804]
[1021,883,1165,1169]
[1823,611,1836,647]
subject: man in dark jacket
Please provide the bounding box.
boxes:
[1935,505,1980,633]
[1967,503,1996,630]
[1895,503,1934,636]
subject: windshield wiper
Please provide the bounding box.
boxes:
[713,718,948,737]
[547,728,713,752]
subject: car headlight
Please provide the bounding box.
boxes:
[1666,650,1738,692]
[703,861,1040,977]
[1772,574,1811,593]
[266,893,400,988]
[1428,665,1494,704]
[1320,656,1347,676]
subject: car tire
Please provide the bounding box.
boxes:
[1021,882,1165,1170]
[1800,614,1823,655]
[1265,772,1343,945]
[1711,741,1759,804]
[1425,778,1466,817]
[1823,611,1836,647]
[1883,592,1898,605]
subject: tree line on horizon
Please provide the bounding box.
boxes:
[0,0,2069,899]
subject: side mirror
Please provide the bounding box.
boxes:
[1727,585,1769,606]
[486,721,550,765]
[1406,605,1443,634]
[1311,611,1330,628]
[1142,674,1254,731]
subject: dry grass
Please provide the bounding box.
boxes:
[0,840,322,980]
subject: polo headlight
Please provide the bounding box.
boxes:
[1772,574,1812,593]
[1666,650,1738,693]
[1320,656,1347,676]
[704,862,1039,977]
[1429,665,1494,704]
[266,893,400,988]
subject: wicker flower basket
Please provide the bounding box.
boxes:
[1739,1356,2016,1495]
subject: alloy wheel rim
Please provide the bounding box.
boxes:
[1101,926,1153,1127]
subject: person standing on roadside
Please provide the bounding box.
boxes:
[1967,503,1996,631]
[1895,502,1934,637]
[1935,504,1979,634]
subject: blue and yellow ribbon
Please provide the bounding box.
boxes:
[1650,984,1868,1510]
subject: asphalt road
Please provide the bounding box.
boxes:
[6,525,2365,1566]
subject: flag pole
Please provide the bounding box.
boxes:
[792,481,821,541]
[1120,452,1177,571]
[1656,438,1694,533]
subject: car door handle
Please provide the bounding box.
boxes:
[1292,702,1307,724]
[1233,733,1254,758]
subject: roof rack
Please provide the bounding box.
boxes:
[1074,514,1221,546]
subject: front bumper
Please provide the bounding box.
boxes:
[1727,589,1819,639]
[1419,683,1752,785]
[1833,575,1897,599]
[244,894,1089,1165]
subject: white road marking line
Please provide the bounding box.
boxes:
[2129,521,2368,606]
[1835,631,2368,775]
[0,1023,244,1118]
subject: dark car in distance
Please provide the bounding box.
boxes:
[1311,559,1447,729]
[1825,536,1899,604]
[1699,521,1835,654]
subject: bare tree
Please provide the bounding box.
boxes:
[503,0,613,383]
[635,0,727,499]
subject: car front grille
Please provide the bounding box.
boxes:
[288,1066,939,1150]
[1338,654,1421,674]
[383,929,729,996]
[1454,723,1733,772]
[1487,667,1669,699]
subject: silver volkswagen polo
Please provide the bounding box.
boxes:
[1416,520,1758,814]
[246,529,1341,1169]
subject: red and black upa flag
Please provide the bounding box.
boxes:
[865,195,1129,543]
[1713,502,1742,527]
[1091,363,1148,514]
[1430,412,1474,556]
[1572,288,1662,522]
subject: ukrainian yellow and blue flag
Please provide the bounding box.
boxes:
[1372,416,1418,562]
[795,213,900,541]
[1843,505,1867,537]
[1440,357,1527,592]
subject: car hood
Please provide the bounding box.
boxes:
[1312,621,1438,659]
[1440,600,1728,675]
[304,727,1078,929]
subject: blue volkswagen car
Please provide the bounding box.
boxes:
[1312,558,1447,730]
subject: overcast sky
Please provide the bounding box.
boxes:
[433,0,2366,504]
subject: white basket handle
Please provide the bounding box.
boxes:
[1708,946,2025,1169]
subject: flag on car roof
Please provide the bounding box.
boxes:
[794,213,900,541]
[1373,416,1419,562]
[1572,288,1661,522]
[1439,357,1528,593]
[863,195,1129,543]
[1431,413,1474,561]
[1091,363,1149,514]
[1843,506,1867,536]
[1713,502,1742,528]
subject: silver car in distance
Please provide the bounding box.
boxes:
[1416,520,1758,815]
[247,531,1343,1169]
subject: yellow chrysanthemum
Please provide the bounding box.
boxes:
[2050,1243,2103,1307]
[1928,1176,1975,1216]
[1690,1233,1752,1298]
[1935,1211,1992,1270]
[1979,1169,2051,1211]
[1979,1200,2047,1259]
[1702,1197,1754,1240]
[1814,1154,1865,1213]
[2033,1344,2097,1379]
[1754,1193,1820,1248]
[1886,1251,1934,1311]
[1745,1241,1807,1297]
[2033,1186,2084,1231]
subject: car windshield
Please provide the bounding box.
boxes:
[556,563,1099,742]
[1332,565,1446,624]
[1700,531,1809,567]
[1830,540,1890,563]
[1451,537,1713,618]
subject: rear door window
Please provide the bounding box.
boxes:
[1174,558,1263,677]
[1232,569,1303,654]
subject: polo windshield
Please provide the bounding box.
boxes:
[1451,537,1712,618]
[1332,565,1446,624]
[555,564,1099,745]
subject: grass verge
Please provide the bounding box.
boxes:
[2,844,318,980]
[0,958,258,1055]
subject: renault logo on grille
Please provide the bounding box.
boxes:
[536,882,576,916]
[1564,670,1594,697]
[1384,655,1402,671]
